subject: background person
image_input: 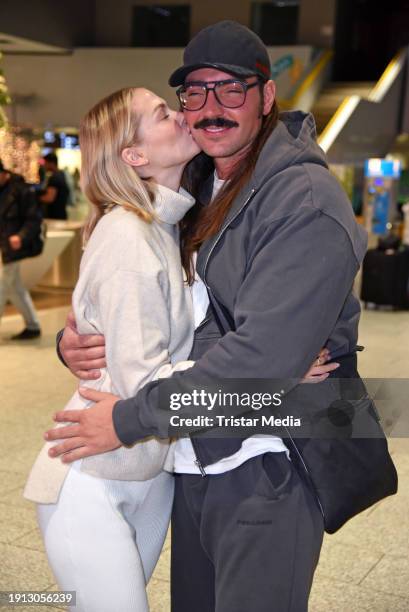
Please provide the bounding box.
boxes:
[39,152,69,220]
[0,159,42,340]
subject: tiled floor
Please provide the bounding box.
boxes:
[0,305,408,611]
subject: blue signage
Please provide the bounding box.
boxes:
[364,158,401,179]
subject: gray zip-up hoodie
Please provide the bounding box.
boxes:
[113,111,368,467]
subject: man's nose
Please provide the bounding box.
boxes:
[202,88,224,113]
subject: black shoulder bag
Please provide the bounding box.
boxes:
[207,288,398,533]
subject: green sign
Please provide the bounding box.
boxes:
[271,55,294,79]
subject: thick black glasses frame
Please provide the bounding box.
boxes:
[176,79,260,111]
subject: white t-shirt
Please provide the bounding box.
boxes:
[173,172,289,474]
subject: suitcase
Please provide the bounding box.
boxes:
[361,247,409,309]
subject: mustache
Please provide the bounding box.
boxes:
[193,117,239,130]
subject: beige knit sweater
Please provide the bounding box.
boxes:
[24,185,195,504]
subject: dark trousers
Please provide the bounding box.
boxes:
[171,452,324,612]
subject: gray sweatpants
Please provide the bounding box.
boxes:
[171,452,324,612]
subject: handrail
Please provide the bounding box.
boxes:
[318,48,407,153]
[278,50,333,110]
[317,95,360,152]
[368,48,407,102]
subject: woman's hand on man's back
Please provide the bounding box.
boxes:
[302,348,339,383]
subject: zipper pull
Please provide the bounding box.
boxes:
[194,459,207,477]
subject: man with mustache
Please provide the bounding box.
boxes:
[46,21,367,611]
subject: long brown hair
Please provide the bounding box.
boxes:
[180,98,279,284]
[80,87,157,246]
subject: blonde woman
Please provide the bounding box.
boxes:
[24,87,200,612]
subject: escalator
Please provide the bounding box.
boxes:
[280,47,407,163]
[311,82,375,135]
[316,48,407,162]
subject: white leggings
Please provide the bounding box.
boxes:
[37,461,174,612]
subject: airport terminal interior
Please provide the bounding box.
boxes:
[1,0,409,610]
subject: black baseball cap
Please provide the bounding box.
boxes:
[169,20,271,87]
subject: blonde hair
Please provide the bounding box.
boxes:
[80,87,156,244]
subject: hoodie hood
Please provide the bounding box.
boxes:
[249,110,367,266]
[252,111,328,187]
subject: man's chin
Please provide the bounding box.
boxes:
[194,137,239,158]
[201,145,239,159]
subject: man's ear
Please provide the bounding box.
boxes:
[121,147,149,168]
[262,80,276,115]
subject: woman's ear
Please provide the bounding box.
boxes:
[121,147,149,168]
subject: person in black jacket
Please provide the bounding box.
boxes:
[0,160,42,339]
[39,153,69,220]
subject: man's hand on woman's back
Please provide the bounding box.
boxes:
[60,310,106,379]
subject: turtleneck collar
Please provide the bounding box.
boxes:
[154,184,195,225]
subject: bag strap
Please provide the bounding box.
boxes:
[207,286,235,336]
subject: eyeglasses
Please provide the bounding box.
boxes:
[176,79,260,111]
